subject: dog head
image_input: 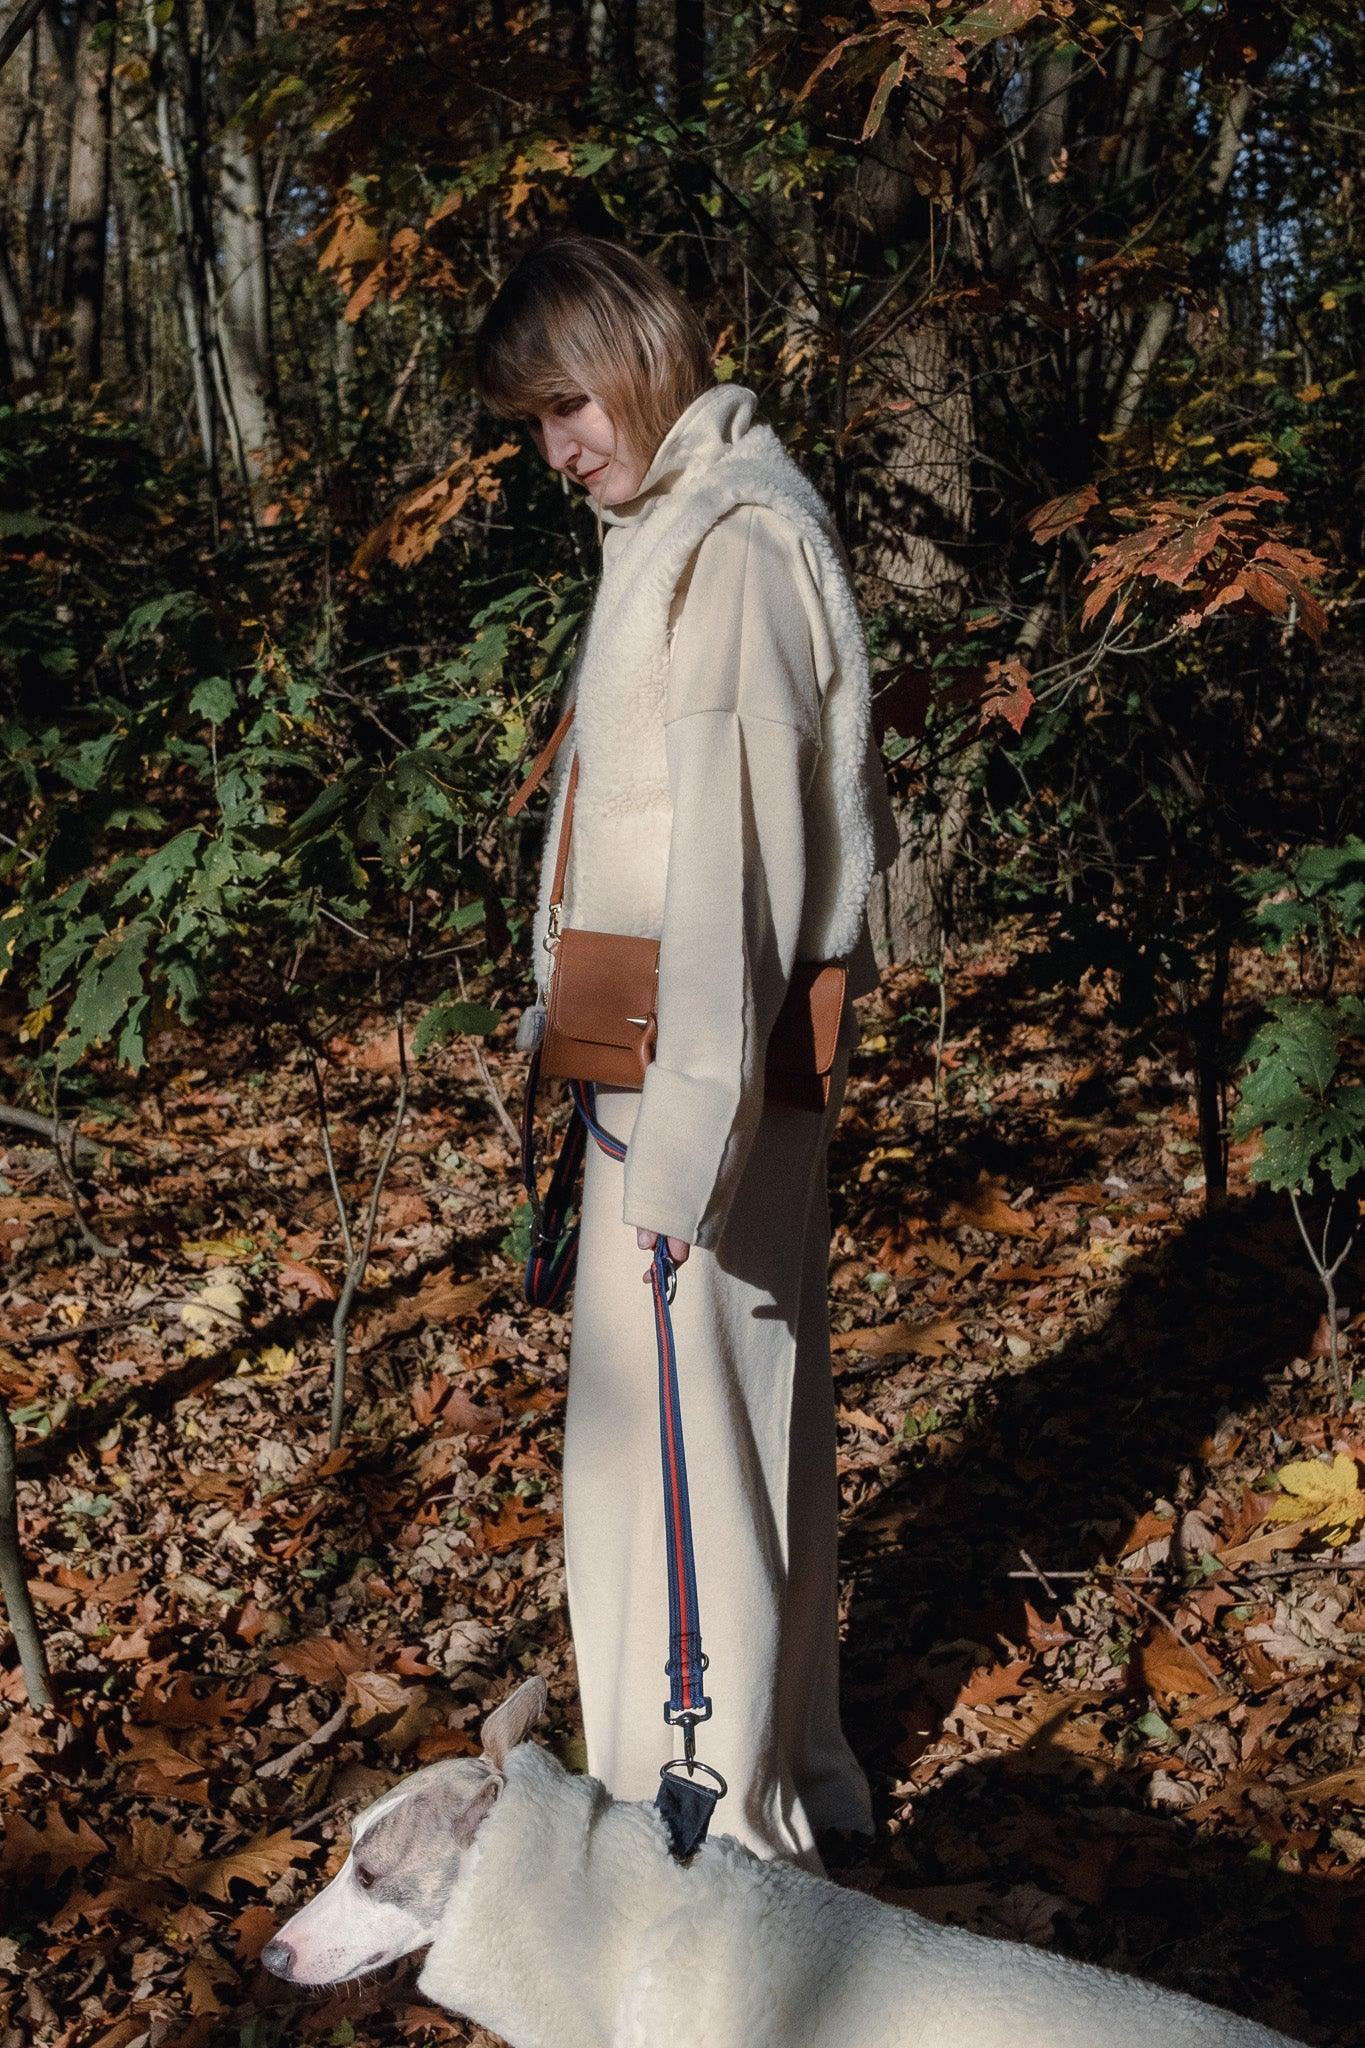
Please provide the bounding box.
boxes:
[261,1673,548,1987]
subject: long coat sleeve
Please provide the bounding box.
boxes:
[619,503,831,1250]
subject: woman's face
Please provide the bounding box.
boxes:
[522,391,649,507]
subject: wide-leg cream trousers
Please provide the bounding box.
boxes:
[560,1007,873,1874]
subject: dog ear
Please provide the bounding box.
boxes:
[480,1674,548,1771]
[451,1766,503,1847]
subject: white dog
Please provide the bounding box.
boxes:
[263,1676,1304,2048]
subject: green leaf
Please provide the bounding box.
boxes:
[61,922,153,1068]
[413,998,501,1057]
[105,589,199,651]
[190,676,235,724]
[112,827,204,909]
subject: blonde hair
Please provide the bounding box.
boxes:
[472,234,714,473]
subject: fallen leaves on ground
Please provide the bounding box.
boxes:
[2,923,1363,2045]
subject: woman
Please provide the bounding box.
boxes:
[473,234,900,1875]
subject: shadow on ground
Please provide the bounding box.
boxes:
[835,1183,1363,2044]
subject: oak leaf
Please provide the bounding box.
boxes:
[186,1825,315,1901]
[942,1176,1035,1237]
[0,1806,108,1882]
[478,1496,557,1550]
[831,1317,961,1360]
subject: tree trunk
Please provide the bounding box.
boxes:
[207,0,280,490]
[0,235,34,386]
[28,4,73,368]
[0,0,44,76]
[65,0,116,389]
[142,0,220,498]
[1109,83,1253,432]
[834,98,978,968]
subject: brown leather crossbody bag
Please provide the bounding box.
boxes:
[508,705,848,1113]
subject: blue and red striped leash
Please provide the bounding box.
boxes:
[520,1039,726,1859]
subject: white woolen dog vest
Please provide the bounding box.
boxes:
[527,401,889,1002]
[417,1743,1302,2048]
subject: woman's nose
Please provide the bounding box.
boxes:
[541,423,579,472]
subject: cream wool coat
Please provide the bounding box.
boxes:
[527,381,900,1248]
[417,1740,1304,2048]
[539,383,893,1872]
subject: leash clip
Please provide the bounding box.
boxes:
[529,1211,560,1259]
[654,1238,677,1303]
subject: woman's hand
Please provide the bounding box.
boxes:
[635,1226,691,1277]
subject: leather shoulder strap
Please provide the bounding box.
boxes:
[549,751,578,910]
[507,700,576,818]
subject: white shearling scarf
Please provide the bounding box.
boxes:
[527,391,889,1002]
[416,1744,1301,2048]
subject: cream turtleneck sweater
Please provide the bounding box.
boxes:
[585,384,899,1251]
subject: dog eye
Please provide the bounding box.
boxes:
[353,1863,377,1890]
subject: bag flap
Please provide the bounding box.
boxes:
[546,928,659,1050]
[767,960,847,1077]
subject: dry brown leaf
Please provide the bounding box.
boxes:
[360,1268,498,1349]
[951,1657,1031,1712]
[1023,1600,1072,1651]
[837,1405,890,1436]
[186,1825,316,1901]
[973,1687,1110,1750]
[831,1317,961,1360]
[277,1259,337,1300]
[344,1669,410,1722]
[183,1958,225,2015]
[1117,1509,1176,1559]
[477,1496,558,1550]
[27,1579,82,1610]
[117,1814,200,1880]
[1283,1764,1365,1805]
[88,2020,145,2048]
[132,1672,271,1728]
[228,1902,281,1960]
[1137,1630,1223,1701]
[273,1633,371,1686]
[1219,1523,1317,1567]
[942,1176,1035,1237]
[0,1806,108,1882]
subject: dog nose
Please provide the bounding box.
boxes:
[261,1937,295,1980]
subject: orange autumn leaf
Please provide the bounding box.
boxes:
[351,442,518,575]
[1137,1630,1222,1701]
[1026,481,1099,542]
[942,1176,1035,1237]
[477,1496,558,1551]
[952,1657,1032,1711]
